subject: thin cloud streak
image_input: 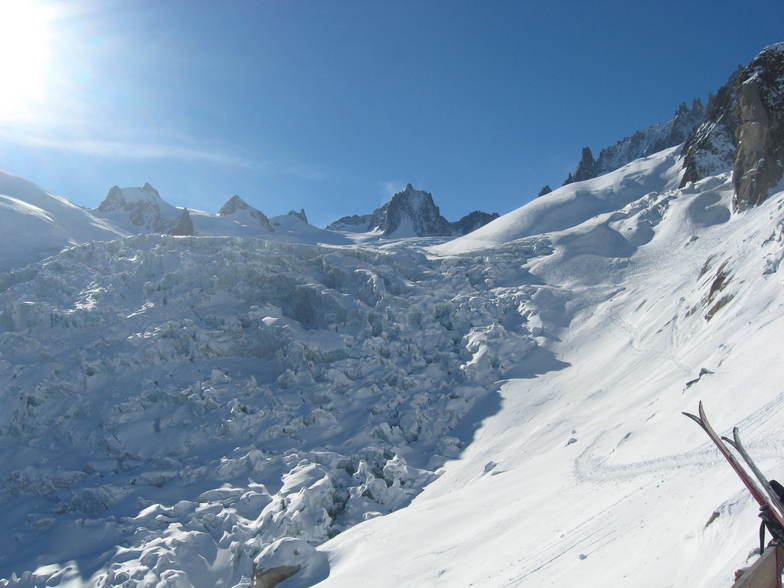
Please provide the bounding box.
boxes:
[0,131,324,180]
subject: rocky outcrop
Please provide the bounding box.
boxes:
[563,147,597,185]
[97,183,170,233]
[288,209,308,224]
[327,213,373,232]
[451,210,500,235]
[680,69,742,187]
[378,184,453,236]
[537,185,553,197]
[732,43,784,211]
[327,184,498,237]
[219,195,274,231]
[171,208,194,236]
[252,538,328,587]
[564,99,705,185]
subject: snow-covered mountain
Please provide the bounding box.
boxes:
[96,183,176,233]
[93,185,351,245]
[327,184,499,237]
[218,195,275,232]
[3,41,784,588]
[0,170,125,271]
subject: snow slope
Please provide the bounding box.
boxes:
[3,143,784,587]
[0,170,125,271]
[434,146,683,255]
[319,174,784,586]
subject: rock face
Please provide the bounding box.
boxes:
[452,210,500,235]
[97,183,171,233]
[252,538,328,587]
[563,147,597,185]
[537,185,553,197]
[171,208,194,236]
[327,213,373,232]
[564,99,705,185]
[327,184,497,237]
[219,195,274,231]
[288,209,308,224]
[732,43,784,211]
[377,184,453,236]
[680,69,742,187]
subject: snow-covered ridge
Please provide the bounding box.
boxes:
[434,145,683,255]
[0,169,125,271]
[563,98,705,185]
[92,184,324,241]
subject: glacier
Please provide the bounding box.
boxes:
[3,141,784,586]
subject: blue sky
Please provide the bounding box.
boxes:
[0,0,782,227]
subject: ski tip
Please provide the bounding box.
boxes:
[721,435,737,448]
[682,411,703,427]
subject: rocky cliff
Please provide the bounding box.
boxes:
[679,69,742,187]
[732,43,784,211]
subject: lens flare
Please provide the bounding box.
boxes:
[0,1,54,121]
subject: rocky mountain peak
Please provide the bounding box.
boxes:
[98,183,162,212]
[218,195,250,216]
[171,208,195,236]
[96,183,170,232]
[287,209,308,223]
[681,43,784,209]
[733,42,784,211]
[219,195,274,232]
[377,185,452,237]
[327,184,498,237]
[563,147,596,185]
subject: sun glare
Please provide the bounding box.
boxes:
[0,1,55,120]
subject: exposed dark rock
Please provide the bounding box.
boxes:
[327,213,374,232]
[251,564,301,588]
[170,208,194,236]
[537,185,552,197]
[288,209,308,223]
[733,43,784,211]
[327,184,498,237]
[379,184,453,236]
[218,195,274,231]
[563,147,596,185]
[680,69,742,187]
[451,210,500,235]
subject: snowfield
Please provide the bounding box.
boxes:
[2,145,784,586]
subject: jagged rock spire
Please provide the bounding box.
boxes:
[171,208,194,236]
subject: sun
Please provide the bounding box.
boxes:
[0,1,55,121]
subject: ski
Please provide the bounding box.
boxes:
[683,401,784,530]
[722,427,784,518]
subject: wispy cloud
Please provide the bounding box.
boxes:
[380,180,404,204]
[0,129,324,180]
